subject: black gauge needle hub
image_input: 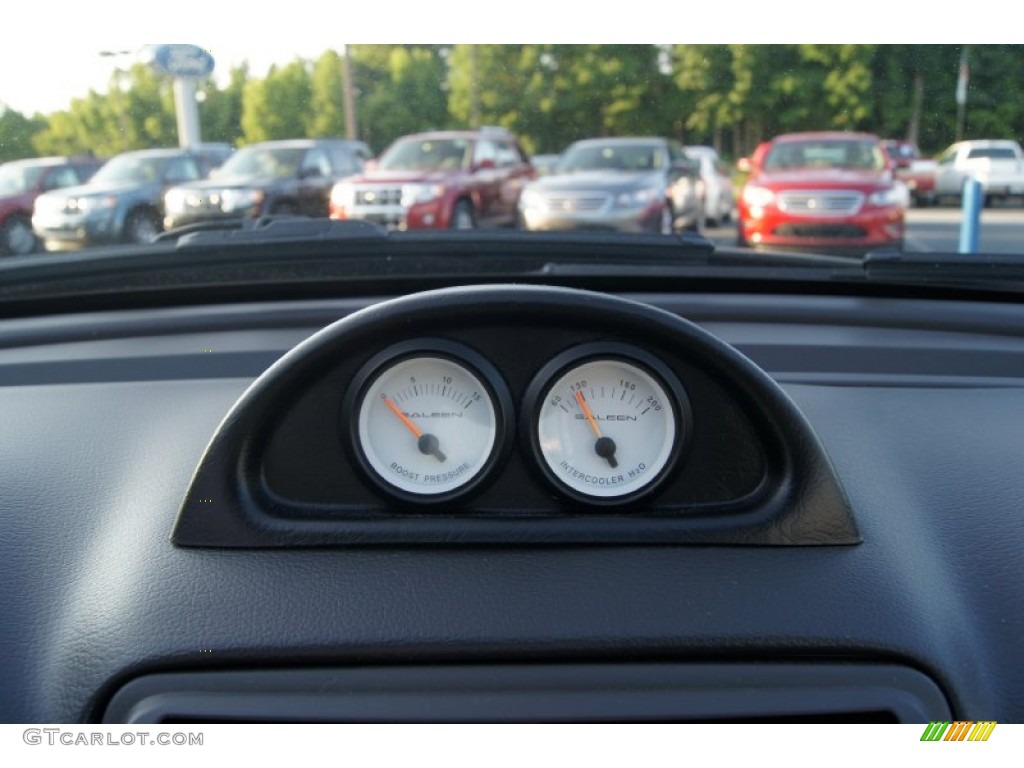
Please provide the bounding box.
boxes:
[418,433,447,463]
[595,436,618,468]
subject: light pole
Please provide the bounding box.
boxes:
[342,45,357,140]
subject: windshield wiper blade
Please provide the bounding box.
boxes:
[161,216,720,264]
[156,215,388,244]
[862,251,1024,289]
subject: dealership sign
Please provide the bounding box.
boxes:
[148,45,215,78]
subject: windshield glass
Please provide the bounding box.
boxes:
[763,140,885,171]
[558,143,663,173]
[218,146,305,179]
[89,155,165,185]
[3,41,1023,262]
[0,163,45,195]
[378,138,470,172]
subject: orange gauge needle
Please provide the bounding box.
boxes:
[575,390,618,469]
[575,390,602,438]
[383,396,422,438]
[382,395,446,462]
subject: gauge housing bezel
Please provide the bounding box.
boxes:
[523,342,693,507]
[343,338,514,507]
[172,284,859,547]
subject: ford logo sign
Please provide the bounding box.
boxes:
[148,44,215,78]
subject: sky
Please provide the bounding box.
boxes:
[0,2,999,117]
[1,44,342,115]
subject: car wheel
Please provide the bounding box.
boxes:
[719,195,734,225]
[659,203,674,234]
[1,214,38,256]
[685,206,705,235]
[451,200,476,230]
[736,222,749,247]
[125,210,161,245]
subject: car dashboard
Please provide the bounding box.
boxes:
[1,284,1022,723]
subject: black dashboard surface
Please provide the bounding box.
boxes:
[0,290,1022,723]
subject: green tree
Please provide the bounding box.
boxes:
[446,45,674,155]
[308,51,347,137]
[201,64,249,146]
[958,45,1024,145]
[240,60,313,144]
[675,45,878,156]
[353,45,449,152]
[0,107,46,162]
[32,64,176,157]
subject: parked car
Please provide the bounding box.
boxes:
[330,128,535,229]
[164,139,370,230]
[32,147,230,249]
[0,156,103,255]
[518,137,703,234]
[685,145,735,226]
[736,132,905,254]
[881,140,936,207]
[933,139,1024,206]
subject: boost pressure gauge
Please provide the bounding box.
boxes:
[525,344,690,505]
[347,341,512,504]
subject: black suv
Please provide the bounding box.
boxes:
[163,139,371,230]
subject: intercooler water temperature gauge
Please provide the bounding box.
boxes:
[525,344,690,505]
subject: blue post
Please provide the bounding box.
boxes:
[958,177,982,253]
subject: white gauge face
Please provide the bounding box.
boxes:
[536,358,679,499]
[356,356,498,497]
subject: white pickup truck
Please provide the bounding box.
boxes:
[933,139,1024,205]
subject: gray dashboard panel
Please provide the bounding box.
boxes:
[0,293,1021,722]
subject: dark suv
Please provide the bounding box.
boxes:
[164,139,371,230]
[32,147,230,249]
[0,156,103,255]
[329,128,535,229]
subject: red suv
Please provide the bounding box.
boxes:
[0,156,103,255]
[737,132,905,254]
[329,128,535,229]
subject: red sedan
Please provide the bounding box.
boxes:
[737,132,906,255]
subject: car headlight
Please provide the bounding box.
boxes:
[742,185,775,207]
[519,189,545,211]
[331,183,354,207]
[401,183,443,207]
[220,188,263,213]
[73,196,116,213]
[615,187,660,208]
[868,186,906,207]
[164,189,187,214]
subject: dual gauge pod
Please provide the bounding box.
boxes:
[345,339,691,507]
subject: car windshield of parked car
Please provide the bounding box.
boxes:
[763,140,885,171]
[966,147,1017,160]
[882,142,916,160]
[217,147,305,180]
[557,143,664,173]
[89,155,164,186]
[0,162,44,195]
[378,138,470,172]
